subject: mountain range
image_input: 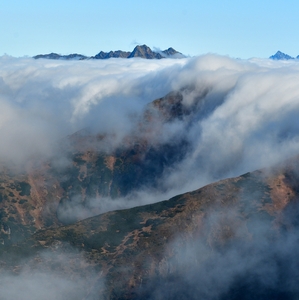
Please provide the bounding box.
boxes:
[1,82,299,299]
[34,47,299,61]
[33,44,185,60]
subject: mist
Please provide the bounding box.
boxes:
[138,207,299,300]
[0,247,103,300]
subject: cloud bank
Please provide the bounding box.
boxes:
[1,54,299,202]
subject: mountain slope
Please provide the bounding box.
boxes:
[2,157,299,299]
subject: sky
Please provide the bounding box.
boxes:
[1,0,299,59]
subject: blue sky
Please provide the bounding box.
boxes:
[1,0,299,58]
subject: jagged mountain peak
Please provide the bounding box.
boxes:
[162,47,178,56]
[269,50,294,60]
[128,44,163,59]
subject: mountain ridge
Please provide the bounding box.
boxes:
[33,45,185,60]
[2,157,299,299]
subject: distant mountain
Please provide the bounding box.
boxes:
[269,51,294,60]
[93,50,131,59]
[127,44,163,59]
[33,53,88,60]
[34,45,185,60]
[160,46,182,57]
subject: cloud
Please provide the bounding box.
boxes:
[0,56,186,166]
[159,56,299,195]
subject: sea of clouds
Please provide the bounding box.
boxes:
[1,54,299,214]
[1,54,299,204]
[2,53,299,299]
